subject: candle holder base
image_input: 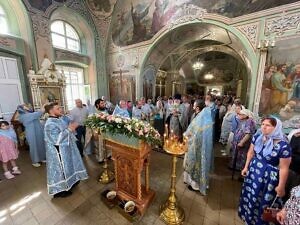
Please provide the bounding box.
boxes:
[99,167,114,184]
[159,200,185,225]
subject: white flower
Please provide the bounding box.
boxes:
[115,118,122,123]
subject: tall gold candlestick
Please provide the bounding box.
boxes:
[98,130,114,184]
[160,139,186,225]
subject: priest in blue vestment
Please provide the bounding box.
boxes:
[44,103,88,197]
[17,104,46,167]
[183,100,214,195]
[113,100,130,118]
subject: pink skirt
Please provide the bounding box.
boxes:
[0,136,19,163]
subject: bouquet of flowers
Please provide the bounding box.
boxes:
[85,112,161,146]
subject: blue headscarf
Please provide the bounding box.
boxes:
[254,117,284,157]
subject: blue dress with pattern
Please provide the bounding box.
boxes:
[238,134,291,225]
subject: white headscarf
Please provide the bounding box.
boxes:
[288,128,300,142]
[239,109,254,118]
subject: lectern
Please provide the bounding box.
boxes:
[104,134,155,215]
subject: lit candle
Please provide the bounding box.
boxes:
[166,140,169,147]
[165,124,168,137]
[163,133,167,143]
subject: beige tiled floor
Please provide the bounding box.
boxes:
[0,145,245,225]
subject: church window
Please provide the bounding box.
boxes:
[56,66,84,109]
[0,5,9,34]
[50,21,80,52]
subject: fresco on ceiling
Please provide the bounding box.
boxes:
[112,0,299,46]
[258,37,300,126]
[27,0,65,12]
[86,0,117,17]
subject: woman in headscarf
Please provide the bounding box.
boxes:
[153,99,165,136]
[229,108,256,171]
[17,104,46,167]
[238,116,291,225]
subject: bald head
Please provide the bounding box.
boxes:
[75,99,83,108]
[119,100,127,109]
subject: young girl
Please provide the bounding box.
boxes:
[0,120,21,179]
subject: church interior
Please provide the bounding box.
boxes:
[1,0,300,225]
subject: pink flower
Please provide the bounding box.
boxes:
[107,115,113,122]
[138,130,144,136]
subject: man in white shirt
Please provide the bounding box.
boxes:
[70,99,89,156]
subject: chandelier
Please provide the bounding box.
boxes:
[204,73,214,80]
[192,59,204,70]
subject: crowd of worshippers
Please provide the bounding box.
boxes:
[0,94,299,224]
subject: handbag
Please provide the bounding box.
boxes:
[262,195,281,224]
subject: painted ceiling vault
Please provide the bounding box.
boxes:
[111,0,299,46]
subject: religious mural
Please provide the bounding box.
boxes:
[258,37,300,122]
[86,0,117,17]
[112,0,299,46]
[109,75,136,104]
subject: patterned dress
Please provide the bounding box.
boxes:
[0,128,18,163]
[230,118,256,170]
[238,134,291,225]
[284,185,300,225]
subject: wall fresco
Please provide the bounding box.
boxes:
[259,37,300,121]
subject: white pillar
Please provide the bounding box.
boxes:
[236,80,243,98]
[253,50,267,115]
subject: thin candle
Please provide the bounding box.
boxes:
[165,124,168,137]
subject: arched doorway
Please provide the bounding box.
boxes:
[140,20,257,108]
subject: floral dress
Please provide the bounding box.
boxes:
[284,185,300,225]
[238,134,291,225]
